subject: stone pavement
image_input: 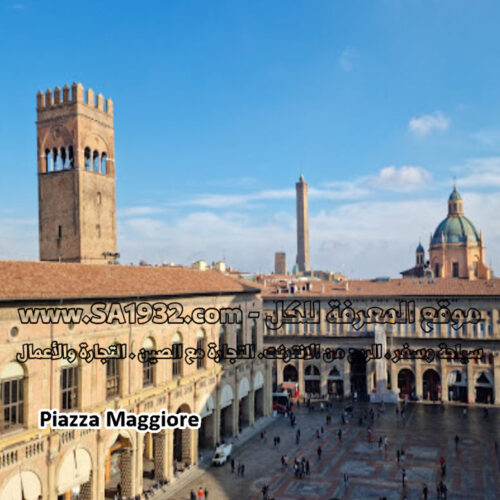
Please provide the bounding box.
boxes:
[160,402,500,500]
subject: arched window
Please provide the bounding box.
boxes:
[142,337,155,387]
[68,145,74,168]
[61,358,78,411]
[93,150,99,172]
[218,325,226,348]
[236,323,243,349]
[106,346,120,399]
[53,147,60,170]
[251,320,257,347]
[45,149,52,172]
[172,332,183,377]
[84,147,91,170]
[60,147,67,169]
[101,153,107,174]
[196,329,206,370]
[0,362,25,431]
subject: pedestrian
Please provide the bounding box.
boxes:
[401,468,406,487]
[273,436,277,447]
[237,463,241,476]
[316,429,320,439]
[306,460,310,475]
[441,464,446,478]
[368,431,372,443]
[204,488,208,499]
[197,486,203,499]
[396,449,400,464]
[378,436,382,448]
[401,448,405,463]
[321,426,324,435]
[422,484,428,500]
[260,431,264,440]
[190,491,196,500]
[344,472,349,488]
[455,434,459,451]
[317,446,322,459]
[241,464,245,477]
[338,428,342,441]
[231,458,235,474]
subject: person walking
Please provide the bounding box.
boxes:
[241,463,245,477]
[455,435,459,451]
[197,486,203,499]
[396,449,400,464]
[422,484,428,500]
[401,468,406,488]
[338,428,342,441]
[190,491,196,500]
[231,458,235,474]
[306,460,310,475]
[204,488,208,499]
[317,446,322,459]
[344,473,349,488]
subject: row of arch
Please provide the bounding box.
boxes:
[43,146,107,174]
[280,361,495,404]
[0,368,267,499]
[0,323,259,431]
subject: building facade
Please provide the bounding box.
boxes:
[263,277,500,406]
[0,262,271,499]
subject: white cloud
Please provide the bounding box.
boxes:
[452,157,500,187]
[370,165,432,191]
[177,166,433,210]
[118,206,165,217]
[338,48,357,72]
[409,111,450,137]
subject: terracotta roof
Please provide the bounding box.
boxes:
[0,261,261,301]
[261,277,500,298]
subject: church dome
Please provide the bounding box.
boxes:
[416,242,424,253]
[432,215,480,244]
[448,185,462,201]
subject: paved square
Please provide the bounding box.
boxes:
[164,403,500,500]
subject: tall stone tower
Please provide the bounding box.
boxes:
[296,174,310,272]
[36,83,118,264]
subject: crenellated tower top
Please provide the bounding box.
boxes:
[37,82,113,116]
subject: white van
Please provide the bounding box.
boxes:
[212,443,232,466]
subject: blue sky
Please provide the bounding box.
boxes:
[1,0,500,277]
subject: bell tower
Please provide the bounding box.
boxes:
[36,83,118,264]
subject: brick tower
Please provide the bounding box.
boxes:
[296,174,310,272]
[36,83,118,264]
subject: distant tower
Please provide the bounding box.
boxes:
[296,174,310,272]
[274,252,287,275]
[36,83,118,264]
[416,242,425,266]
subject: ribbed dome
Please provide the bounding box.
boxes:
[432,215,480,244]
[416,243,424,253]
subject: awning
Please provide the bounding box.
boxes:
[239,377,250,398]
[1,471,41,500]
[220,384,234,409]
[57,448,92,494]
